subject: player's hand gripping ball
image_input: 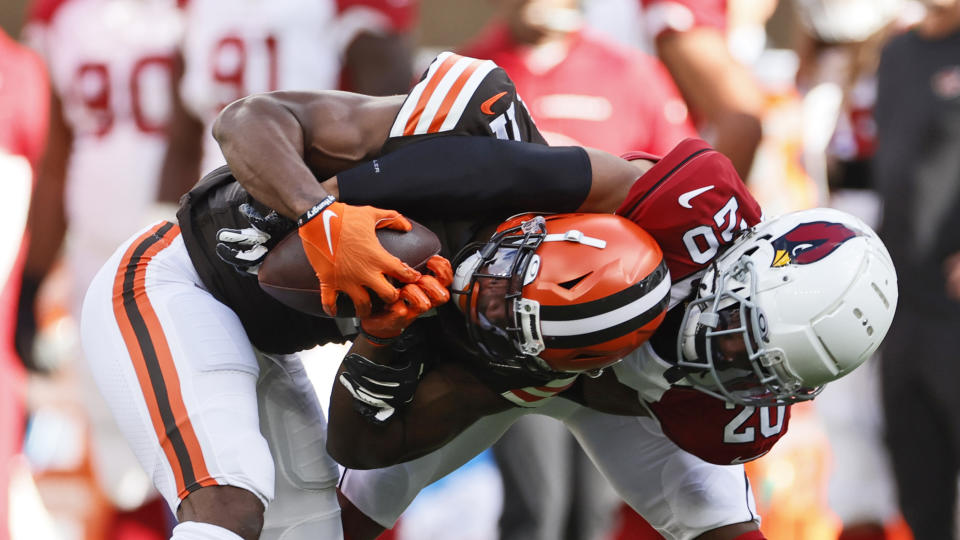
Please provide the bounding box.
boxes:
[258,216,443,318]
[360,256,453,339]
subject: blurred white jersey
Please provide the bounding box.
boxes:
[179,0,408,174]
[25,0,183,287]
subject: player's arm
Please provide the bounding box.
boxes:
[655,28,763,178]
[324,256,508,469]
[213,90,403,219]
[16,90,71,371]
[157,51,203,205]
[214,91,420,316]
[327,338,511,470]
[321,137,646,216]
[560,370,649,416]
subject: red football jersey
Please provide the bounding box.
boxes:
[617,138,763,280]
[647,386,790,464]
[459,25,695,156]
[613,139,791,465]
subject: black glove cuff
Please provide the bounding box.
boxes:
[296,195,337,227]
[342,352,423,407]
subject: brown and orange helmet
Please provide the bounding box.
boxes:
[452,213,670,375]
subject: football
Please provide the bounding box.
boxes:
[258,219,442,318]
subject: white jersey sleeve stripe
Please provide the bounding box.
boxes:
[409,56,477,135]
[389,51,455,138]
[389,52,499,138]
[436,59,497,133]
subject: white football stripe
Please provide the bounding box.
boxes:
[436,60,498,133]
[540,273,671,337]
[410,56,476,135]
[389,51,454,138]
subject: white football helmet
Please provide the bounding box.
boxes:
[677,207,898,406]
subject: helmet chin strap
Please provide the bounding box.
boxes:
[680,305,703,362]
[451,251,483,312]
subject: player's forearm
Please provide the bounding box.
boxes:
[333,137,641,217]
[571,371,650,416]
[157,53,203,204]
[213,94,332,219]
[657,29,763,178]
[328,371,471,469]
[23,93,71,280]
[328,360,508,469]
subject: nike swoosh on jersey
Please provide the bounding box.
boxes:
[678,185,715,208]
[322,209,338,255]
[480,91,508,115]
[730,451,768,464]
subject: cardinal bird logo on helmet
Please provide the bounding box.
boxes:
[770,221,859,267]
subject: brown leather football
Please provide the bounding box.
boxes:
[258,219,442,318]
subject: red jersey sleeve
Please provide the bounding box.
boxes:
[641,0,727,38]
[648,386,791,465]
[0,31,49,165]
[616,138,762,280]
[18,51,50,166]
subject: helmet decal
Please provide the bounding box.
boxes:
[770,221,859,267]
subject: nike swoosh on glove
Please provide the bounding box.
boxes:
[298,199,421,317]
[339,353,425,424]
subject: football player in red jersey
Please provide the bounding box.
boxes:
[0,25,49,538]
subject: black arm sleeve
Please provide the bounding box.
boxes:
[336,136,591,218]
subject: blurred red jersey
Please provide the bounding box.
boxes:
[0,31,48,164]
[460,25,695,156]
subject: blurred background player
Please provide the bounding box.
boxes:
[160,0,418,189]
[875,0,960,538]
[460,0,694,155]
[640,0,766,178]
[457,1,696,538]
[16,0,418,537]
[0,23,49,540]
[18,0,184,538]
[791,1,909,538]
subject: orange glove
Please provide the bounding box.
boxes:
[298,197,421,317]
[423,255,453,288]
[361,255,454,340]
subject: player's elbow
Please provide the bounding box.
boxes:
[213,94,273,148]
